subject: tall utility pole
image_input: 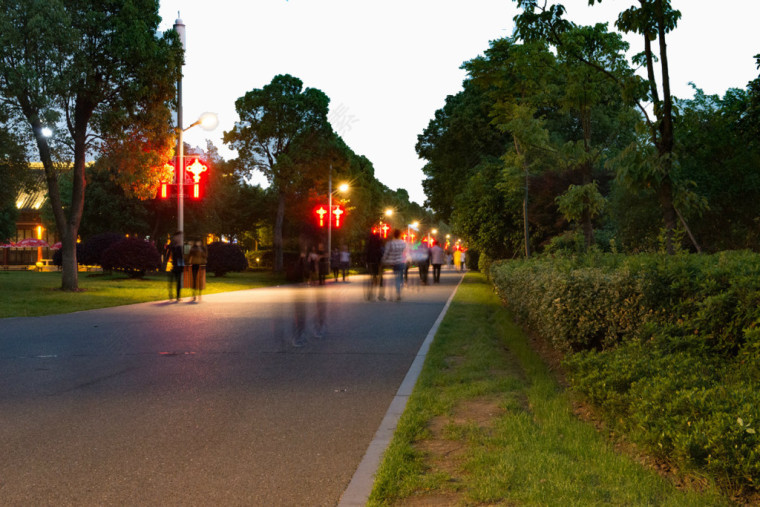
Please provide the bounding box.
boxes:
[173,15,186,242]
[327,165,332,272]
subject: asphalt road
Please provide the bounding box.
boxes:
[0,270,462,506]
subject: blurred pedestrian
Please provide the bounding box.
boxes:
[381,229,407,301]
[317,243,328,285]
[339,244,350,282]
[413,241,431,285]
[307,246,320,285]
[291,251,310,347]
[187,238,207,302]
[460,249,467,272]
[430,241,444,283]
[166,231,184,302]
[331,247,340,282]
[365,232,384,301]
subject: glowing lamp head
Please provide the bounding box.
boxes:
[198,112,219,130]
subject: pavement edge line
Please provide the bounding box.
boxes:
[338,273,466,506]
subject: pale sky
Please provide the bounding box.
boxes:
[158,0,760,206]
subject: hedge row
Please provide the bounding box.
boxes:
[54,236,249,278]
[490,251,760,494]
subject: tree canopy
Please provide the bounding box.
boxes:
[224,74,339,272]
[0,0,182,289]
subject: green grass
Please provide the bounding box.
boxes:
[0,270,286,318]
[368,272,729,506]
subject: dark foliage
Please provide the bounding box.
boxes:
[80,232,124,266]
[206,241,248,277]
[101,238,161,278]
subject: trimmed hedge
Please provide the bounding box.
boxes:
[101,238,161,278]
[80,232,124,266]
[206,241,247,277]
[491,251,760,495]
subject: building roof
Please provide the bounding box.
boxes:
[15,164,47,212]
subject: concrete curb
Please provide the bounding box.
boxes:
[338,274,466,506]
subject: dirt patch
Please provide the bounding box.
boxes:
[410,397,505,504]
[451,398,504,430]
[417,414,468,478]
[392,493,460,506]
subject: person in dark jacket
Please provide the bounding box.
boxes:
[365,232,384,300]
[166,231,184,302]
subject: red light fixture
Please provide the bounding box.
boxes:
[332,204,345,228]
[315,205,328,227]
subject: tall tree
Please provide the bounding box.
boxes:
[513,0,695,254]
[552,24,635,248]
[465,38,558,257]
[0,105,29,243]
[0,0,182,289]
[416,80,510,222]
[673,86,760,251]
[224,74,336,272]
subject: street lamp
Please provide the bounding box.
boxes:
[327,165,349,270]
[173,16,218,243]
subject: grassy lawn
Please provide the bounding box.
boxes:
[368,272,729,506]
[0,269,286,319]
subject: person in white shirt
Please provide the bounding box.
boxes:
[381,229,407,301]
[430,241,445,283]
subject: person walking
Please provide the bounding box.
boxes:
[307,245,320,286]
[430,241,445,283]
[291,251,310,347]
[187,239,207,302]
[414,242,431,285]
[331,247,340,282]
[381,229,407,301]
[317,243,328,286]
[166,231,184,302]
[365,232,384,301]
[339,244,350,282]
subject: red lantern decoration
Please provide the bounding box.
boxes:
[332,204,345,228]
[315,205,328,227]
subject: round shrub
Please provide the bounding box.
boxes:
[206,241,247,277]
[80,232,124,266]
[101,238,161,278]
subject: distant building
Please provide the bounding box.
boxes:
[2,164,58,267]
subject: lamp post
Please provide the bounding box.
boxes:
[173,16,218,244]
[327,164,348,271]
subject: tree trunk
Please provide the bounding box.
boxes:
[657,178,677,255]
[523,167,531,259]
[580,107,594,250]
[58,113,89,290]
[273,191,286,272]
[582,207,594,249]
[60,230,78,290]
[514,137,530,258]
[30,120,81,290]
